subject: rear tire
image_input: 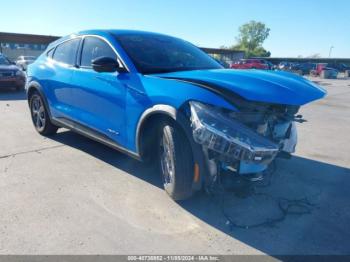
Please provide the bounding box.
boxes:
[158,120,194,200]
[29,92,58,136]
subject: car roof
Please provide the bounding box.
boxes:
[78,29,172,38]
[47,29,177,49]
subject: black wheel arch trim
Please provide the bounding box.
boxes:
[26,81,53,119]
[136,104,210,190]
[136,104,177,156]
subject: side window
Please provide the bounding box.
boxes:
[53,38,80,65]
[80,37,116,67]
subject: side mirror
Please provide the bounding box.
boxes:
[92,56,126,73]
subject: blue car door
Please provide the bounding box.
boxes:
[45,38,81,118]
[69,36,127,146]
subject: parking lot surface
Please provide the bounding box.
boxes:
[0,77,349,255]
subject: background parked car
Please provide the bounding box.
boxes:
[263,60,274,70]
[277,61,298,71]
[230,59,269,69]
[0,54,26,91]
[290,62,316,75]
[326,63,350,73]
[214,58,230,68]
[310,63,338,79]
[15,56,36,71]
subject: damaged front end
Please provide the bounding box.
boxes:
[189,101,301,178]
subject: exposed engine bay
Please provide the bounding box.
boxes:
[189,100,303,178]
[157,73,324,186]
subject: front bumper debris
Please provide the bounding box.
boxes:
[189,101,280,171]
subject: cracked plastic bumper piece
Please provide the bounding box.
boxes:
[189,101,279,164]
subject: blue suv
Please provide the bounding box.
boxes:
[26,30,326,200]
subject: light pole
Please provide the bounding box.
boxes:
[328,46,334,58]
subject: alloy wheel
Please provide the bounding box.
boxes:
[160,131,175,187]
[31,95,46,132]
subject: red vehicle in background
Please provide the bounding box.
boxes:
[230,59,269,70]
[310,63,338,78]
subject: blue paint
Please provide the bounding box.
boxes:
[27,30,326,155]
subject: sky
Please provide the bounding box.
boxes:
[0,0,349,57]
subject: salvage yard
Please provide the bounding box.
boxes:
[0,77,349,255]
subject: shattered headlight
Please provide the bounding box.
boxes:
[189,101,279,163]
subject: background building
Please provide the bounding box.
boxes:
[2,32,350,67]
[201,47,245,66]
[0,32,59,60]
[0,32,245,64]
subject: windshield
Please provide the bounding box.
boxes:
[0,56,11,65]
[115,34,222,74]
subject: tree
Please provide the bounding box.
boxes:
[219,45,229,49]
[232,21,271,58]
[245,47,271,58]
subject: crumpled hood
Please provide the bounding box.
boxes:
[153,69,326,105]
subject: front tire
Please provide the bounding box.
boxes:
[29,92,58,136]
[158,121,194,200]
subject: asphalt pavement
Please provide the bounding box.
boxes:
[0,77,349,255]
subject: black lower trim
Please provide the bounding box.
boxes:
[52,117,141,160]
